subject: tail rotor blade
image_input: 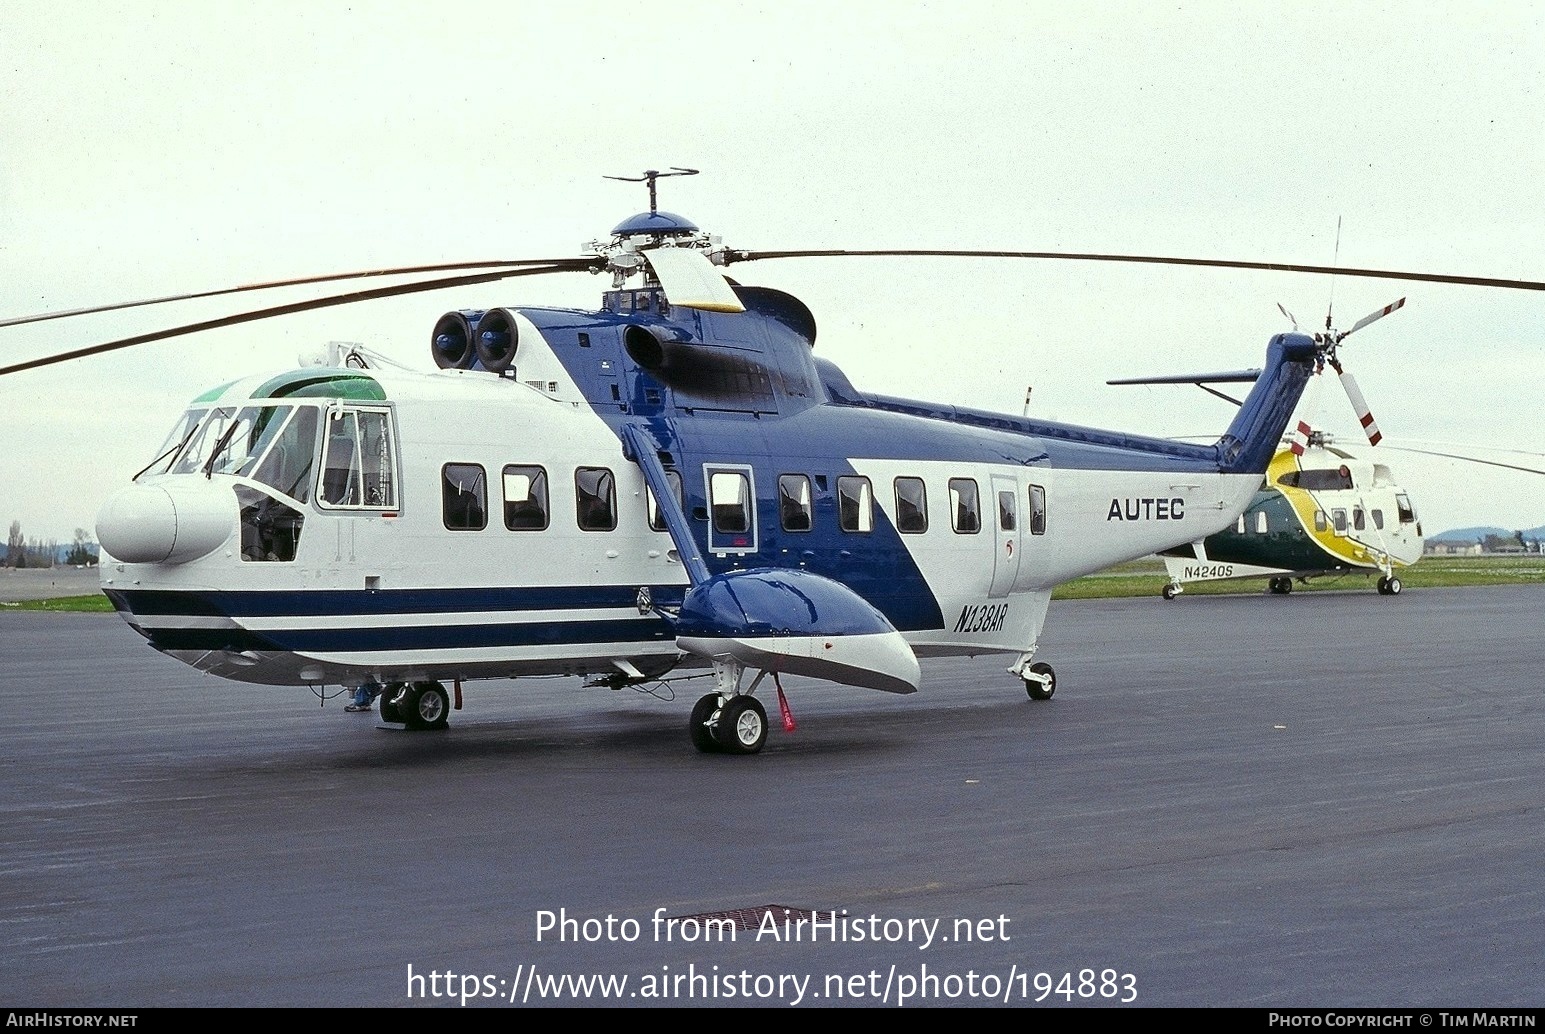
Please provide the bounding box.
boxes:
[1338,368,1382,446]
[1289,420,1313,456]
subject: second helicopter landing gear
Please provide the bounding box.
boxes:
[1268,577,1294,595]
[1377,575,1403,595]
[1161,582,1182,601]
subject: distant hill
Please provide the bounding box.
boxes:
[1431,525,1545,543]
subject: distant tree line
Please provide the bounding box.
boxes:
[4,521,98,568]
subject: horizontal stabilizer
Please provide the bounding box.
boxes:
[1107,369,1262,386]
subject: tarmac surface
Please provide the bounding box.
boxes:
[2,585,1541,1008]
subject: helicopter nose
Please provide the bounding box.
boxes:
[96,480,234,565]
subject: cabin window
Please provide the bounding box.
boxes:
[319,407,397,509]
[646,470,683,532]
[949,478,980,534]
[1278,468,1355,491]
[1353,507,1366,531]
[575,467,617,531]
[1332,508,1348,534]
[838,476,873,533]
[894,477,927,533]
[710,471,752,534]
[997,490,1017,531]
[1373,509,1385,530]
[1236,515,1246,534]
[1029,484,1047,535]
[1255,511,1269,534]
[1396,493,1417,524]
[779,474,813,532]
[442,463,487,530]
[1314,509,1328,532]
[502,465,549,531]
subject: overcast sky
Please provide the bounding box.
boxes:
[2,1,1541,543]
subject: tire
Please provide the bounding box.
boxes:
[1386,576,1402,595]
[403,681,449,731]
[1162,584,1179,601]
[1025,661,1056,701]
[379,682,406,723]
[714,696,768,755]
[689,693,722,753]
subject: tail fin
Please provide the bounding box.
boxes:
[1215,332,1319,474]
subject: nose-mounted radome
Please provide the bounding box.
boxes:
[97,478,233,564]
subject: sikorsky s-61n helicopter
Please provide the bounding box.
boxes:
[1151,431,1425,598]
[6,170,1543,754]
[1110,298,1427,599]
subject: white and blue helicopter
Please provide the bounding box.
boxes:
[7,171,1542,754]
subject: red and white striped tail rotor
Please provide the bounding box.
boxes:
[1338,368,1382,446]
[1289,420,1314,456]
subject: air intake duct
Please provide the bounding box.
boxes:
[473,308,521,373]
[431,309,484,369]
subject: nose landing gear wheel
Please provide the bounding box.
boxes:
[714,696,768,755]
[1024,661,1056,701]
[1377,575,1403,595]
[689,693,723,753]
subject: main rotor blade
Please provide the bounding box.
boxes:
[724,249,1545,292]
[1380,446,1545,476]
[0,258,588,330]
[0,263,583,378]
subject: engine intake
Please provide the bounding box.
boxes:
[431,310,483,369]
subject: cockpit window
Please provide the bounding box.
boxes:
[319,407,397,509]
[137,407,208,479]
[251,407,319,503]
[170,407,241,475]
[204,405,294,479]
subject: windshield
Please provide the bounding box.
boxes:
[136,407,208,479]
[203,405,294,479]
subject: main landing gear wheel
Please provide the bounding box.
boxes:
[1024,662,1056,701]
[1377,576,1403,595]
[1161,583,1181,601]
[689,693,723,753]
[401,681,450,731]
[714,696,768,755]
[379,682,405,723]
[1269,578,1293,595]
